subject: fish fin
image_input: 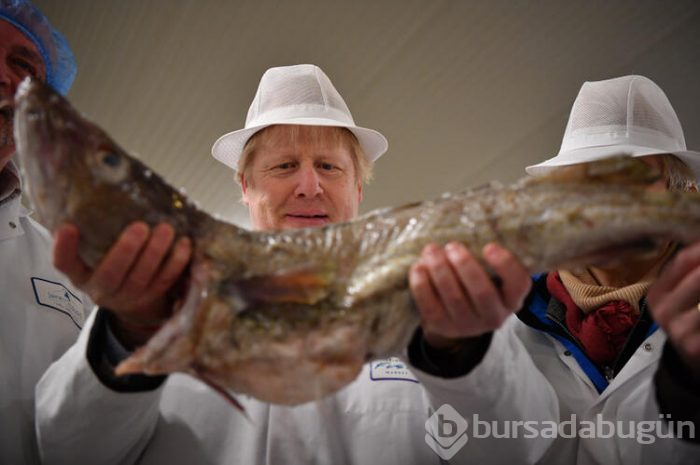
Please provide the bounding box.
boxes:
[225,268,331,306]
[115,258,211,376]
[191,366,250,420]
[114,307,195,377]
[114,291,202,376]
[529,156,662,186]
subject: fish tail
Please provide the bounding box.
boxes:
[113,351,148,376]
[114,310,196,376]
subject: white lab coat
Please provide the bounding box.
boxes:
[35,310,558,465]
[513,313,700,464]
[35,290,700,464]
[0,164,91,465]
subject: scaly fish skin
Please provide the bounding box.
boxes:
[14,78,700,405]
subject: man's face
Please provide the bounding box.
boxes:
[0,19,46,169]
[241,125,363,231]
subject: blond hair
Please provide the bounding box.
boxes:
[236,125,373,186]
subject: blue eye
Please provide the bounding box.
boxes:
[93,149,129,184]
[101,152,121,167]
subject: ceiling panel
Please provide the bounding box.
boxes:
[31,0,700,227]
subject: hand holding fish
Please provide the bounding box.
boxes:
[647,240,700,378]
[53,221,192,348]
[410,242,531,350]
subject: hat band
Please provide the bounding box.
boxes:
[560,126,686,154]
[245,104,355,129]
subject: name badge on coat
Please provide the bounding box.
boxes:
[370,357,419,383]
[31,277,85,327]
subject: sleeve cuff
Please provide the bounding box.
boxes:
[407,327,492,378]
[87,308,167,392]
[654,341,700,444]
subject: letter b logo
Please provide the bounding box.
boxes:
[425,405,468,459]
[439,414,458,438]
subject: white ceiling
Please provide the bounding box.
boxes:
[33,0,700,227]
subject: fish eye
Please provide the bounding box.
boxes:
[100,151,121,167]
[92,149,129,184]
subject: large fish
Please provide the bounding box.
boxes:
[13,78,700,406]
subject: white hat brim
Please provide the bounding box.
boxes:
[526,144,700,181]
[211,117,388,171]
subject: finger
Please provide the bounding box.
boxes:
[148,236,192,298]
[482,243,531,312]
[410,263,465,342]
[423,244,475,319]
[649,260,700,324]
[53,223,91,285]
[119,223,176,295]
[649,242,700,302]
[685,334,700,363]
[443,242,501,323]
[89,222,150,295]
[409,262,445,322]
[666,308,700,372]
[666,306,700,348]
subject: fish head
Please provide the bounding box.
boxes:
[14,78,190,266]
[14,78,111,224]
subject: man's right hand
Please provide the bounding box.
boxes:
[409,242,532,351]
[53,222,192,349]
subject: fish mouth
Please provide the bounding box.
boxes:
[13,80,72,226]
[14,80,69,178]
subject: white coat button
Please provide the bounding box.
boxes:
[643,343,653,352]
[9,221,16,229]
[564,350,572,356]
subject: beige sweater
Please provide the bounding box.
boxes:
[559,244,675,314]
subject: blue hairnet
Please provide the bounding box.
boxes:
[0,0,76,95]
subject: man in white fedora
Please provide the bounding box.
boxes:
[37,64,555,464]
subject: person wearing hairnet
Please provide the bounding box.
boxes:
[0,0,90,463]
[36,64,557,464]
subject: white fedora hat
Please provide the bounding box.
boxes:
[211,64,388,171]
[526,75,700,180]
